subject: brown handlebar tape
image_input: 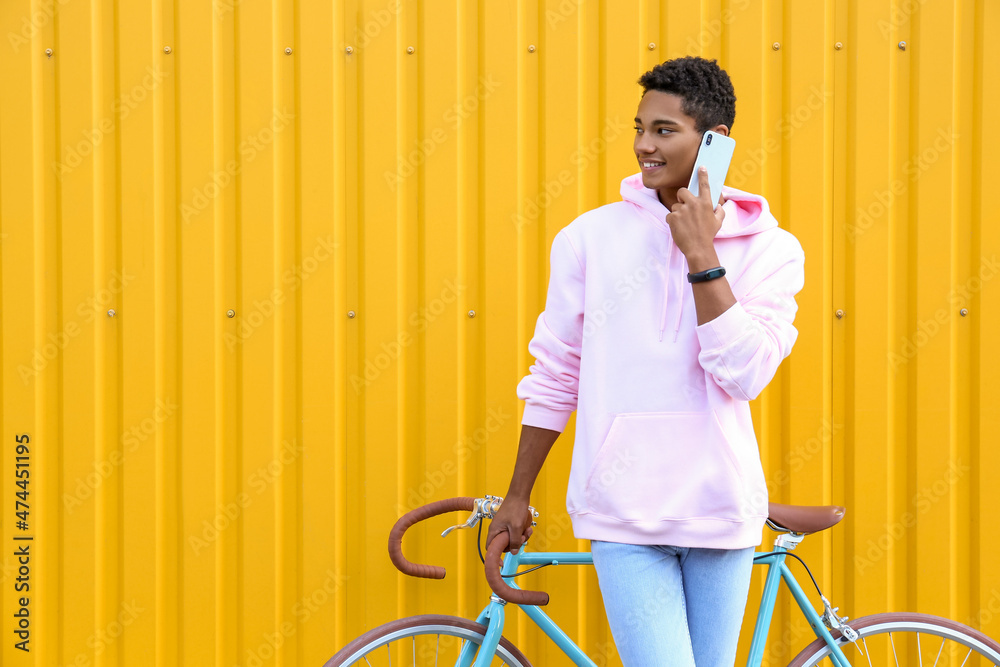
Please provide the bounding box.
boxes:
[484,532,549,606]
[387,497,476,579]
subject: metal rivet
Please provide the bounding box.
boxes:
[164,46,172,54]
[45,48,53,57]
[648,42,656,50]
[835,309,845,319]
[406,46,415,54]
[772,42,780,51]
[960,308,969,317]
[345,46,354,54]
[107,309,116,318]
[468,310,476,318]
[347,310,357,319]
[227,309,236,318]
[898,41,907,50]
[284,47,293,55]
[528,45,536,53]
[835,42,843,50]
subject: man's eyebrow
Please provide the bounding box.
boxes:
[633,117,682,127]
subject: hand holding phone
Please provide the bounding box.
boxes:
[686,130,736,210]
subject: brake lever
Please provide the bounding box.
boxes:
[440,495,539,538]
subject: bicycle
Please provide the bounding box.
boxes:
[325,495,1000,666]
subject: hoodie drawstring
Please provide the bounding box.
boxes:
[658,241,685,342]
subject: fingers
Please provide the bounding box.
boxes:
[714,203,726,224]
[697,166,715,202]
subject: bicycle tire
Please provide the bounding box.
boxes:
[324,614,533,667]
[787,612,1000,667]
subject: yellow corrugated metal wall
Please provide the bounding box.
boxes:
[1,0,997,665]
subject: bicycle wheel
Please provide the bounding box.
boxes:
[788,612,1000,667]
[324,614,532,667]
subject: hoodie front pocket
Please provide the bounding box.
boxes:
[583,411,747,522]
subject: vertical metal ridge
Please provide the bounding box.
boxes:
[272,0,297,661]
[392,0,405,614]
[31,1,55,660]
[151,0,179,661]
[948,0,961,617]
[968,0,986,619]
[454,0,469,614]
[213,0,235,662]
[332,0,348,650]
[113,1,127,662]
[904,0,920,613]
[92,0,108,657]
[291,2,304,664]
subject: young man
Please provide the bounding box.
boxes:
[486,57,805,666]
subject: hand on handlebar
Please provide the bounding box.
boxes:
[486,496,535,555]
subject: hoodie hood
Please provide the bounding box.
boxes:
[619,172,779,342]
[620,172,778,238]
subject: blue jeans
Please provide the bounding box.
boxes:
[590,540,755,667]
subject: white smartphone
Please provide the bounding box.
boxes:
[687,130,736,209]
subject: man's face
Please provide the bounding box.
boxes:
[633,91,704,194]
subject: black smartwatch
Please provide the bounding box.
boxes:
[687,266,726,283]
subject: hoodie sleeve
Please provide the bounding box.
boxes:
[516,230,585,432]
[694,238,805,401]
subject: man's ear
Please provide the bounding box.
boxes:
[711,124,730,137]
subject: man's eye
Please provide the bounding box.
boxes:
[634,127,643,133]
[658,128,672,134]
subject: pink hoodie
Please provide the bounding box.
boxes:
[517,173,805,549]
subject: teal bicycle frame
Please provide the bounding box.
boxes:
[461,540,855,667]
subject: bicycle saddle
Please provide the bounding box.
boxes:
[767,502,845,534]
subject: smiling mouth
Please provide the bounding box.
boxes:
[639,160,666,170]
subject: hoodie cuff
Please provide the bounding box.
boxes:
[521,404,573,433]
[695,301,754,351]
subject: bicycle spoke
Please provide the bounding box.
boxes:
[861,637,873,667]
[958,647,972,667]
[436,634,440,667]
[364,657,373,667]
[931,637,945,667]
[918,632,923,667]
[387,643,391,667]
[890,632,899,667]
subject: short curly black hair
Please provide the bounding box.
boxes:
[638,56,736,133]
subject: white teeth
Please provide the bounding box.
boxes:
[642,162,664,168]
